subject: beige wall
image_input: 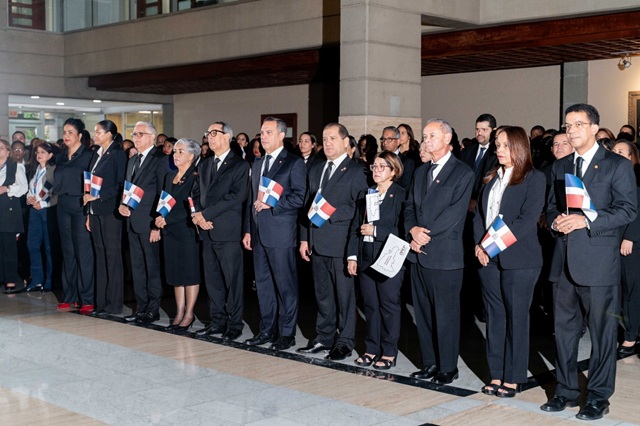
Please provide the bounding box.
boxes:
[173,85,310,142]
[588,58,640,132]
[421,66,561,139]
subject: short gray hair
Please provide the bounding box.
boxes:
[135,121,157,137]
[175,138,201,160]
[212,121,233,140]
[263,116,287,135]
[425,118,452,135]
[382,126,400,138]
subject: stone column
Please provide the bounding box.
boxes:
[339,0,422,140]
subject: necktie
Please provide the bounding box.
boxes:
[474,146,486,172]
[426,162,438,189]
[132,154,142,179]
[213,157,220,175]
[576,156,584,179]
[263,154,272,176]
[320,161,334,192]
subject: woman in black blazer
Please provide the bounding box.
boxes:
[53,118,94,313]
[347,151,406,370]
[611,141,640,356]
[83,120,127,316]
[473,126,546,397]
[0,138,28,293]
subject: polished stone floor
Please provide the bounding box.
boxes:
[1,286,639,425]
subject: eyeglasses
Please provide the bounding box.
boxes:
[562,121,591,132]
[204,129,226,138]
[370,164,391,172]
[11,148,24,152]
[131,132,152,138]
[380,137,397,143]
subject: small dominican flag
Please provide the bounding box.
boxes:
[188,197,196,213]
[122,181,144,209]
[83,171,91,193]
[257,176,284,208]
[89,175,103,198]
[156,191,176,217]
[481,215,518,258]
[564,173,598,221]
[307,193,336,228]
[39,181,52,203]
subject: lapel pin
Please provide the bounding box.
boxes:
[389,193,394,198]
[341,167,347,172]
[594,165,598,169]
[436,180,440,184]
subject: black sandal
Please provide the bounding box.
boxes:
[481,383,501,396]
[496,384,521,398]
[354,354,377,366]
[373,357,396,370]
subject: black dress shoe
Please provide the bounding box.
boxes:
[410,365,438,380]
[617,343,636,357]
[432,368,459,385]
[195,325,225,337]
[270,336,295,351]
[25,283,44,293]
[540,395,580,412]
[137,312,160,324]
[244,333,276,346]
[326,344,352,361]
[222,329,242,341]
[576,400,609,420]
[125,311,146,322]
[296,341,331,354]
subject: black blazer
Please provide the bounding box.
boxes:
[461,141,498,199]
[396,153,415,193]
[87,142,127,216]
[546,146,637,286]
[348,182,406,267]
[246,149,306,248]
[191,152,249,242]
[124,147,167,233]
[53,144,93,197]
[0,161,25,233]
[300,157,368,258]
[404,155,474,269]
[473,169,546,269]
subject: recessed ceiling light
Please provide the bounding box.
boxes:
[30,96,40,99]
[138,110,151,114]
[93,100,102,103]
[56,102,64,106]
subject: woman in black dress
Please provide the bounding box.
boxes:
[155,138,201,333]
[0,138,28,293]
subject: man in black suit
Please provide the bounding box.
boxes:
[380,126,414,193]
[192,121,249,341]
[118,121,167,324]
[242,117,307,350]
[541,104,637,421]
[404,118,474,385]
[298,122,368,360]
[460,114,498,211]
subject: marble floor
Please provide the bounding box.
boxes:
[1,291,640,425]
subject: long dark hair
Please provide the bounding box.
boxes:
[484,126,533,186]
[96,119,124,144]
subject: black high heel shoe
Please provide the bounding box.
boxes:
[175,319,195,333]
[25,283,44,293]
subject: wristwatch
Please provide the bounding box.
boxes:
[584,217,590,230]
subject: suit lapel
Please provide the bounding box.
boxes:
[424,157,454,203]
[266,150,286,179]
[322,157,350,194]
[582,146,604,187]
[132,147,157,184]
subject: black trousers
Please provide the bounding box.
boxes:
[478,261,540,383]
[0,232,20,283]
[311,254,356,349]
[253,233,299,337]
[359,243,402,357]
[57,195,94,305]
[90,214,124,314]
[202,239,244,331]
[553,267,619,401]
[411,264,462,373]
[128,229,162,314]
[621,250,640,341]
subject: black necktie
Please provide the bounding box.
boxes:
[576,156,584,179]
[474,146,486,172]
[426,162,438,189]
[320,161,334,192]
[263,155,272,176]
[132,154,142,179]
[213,157,220,175]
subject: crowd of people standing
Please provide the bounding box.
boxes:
[0,103,638,421]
